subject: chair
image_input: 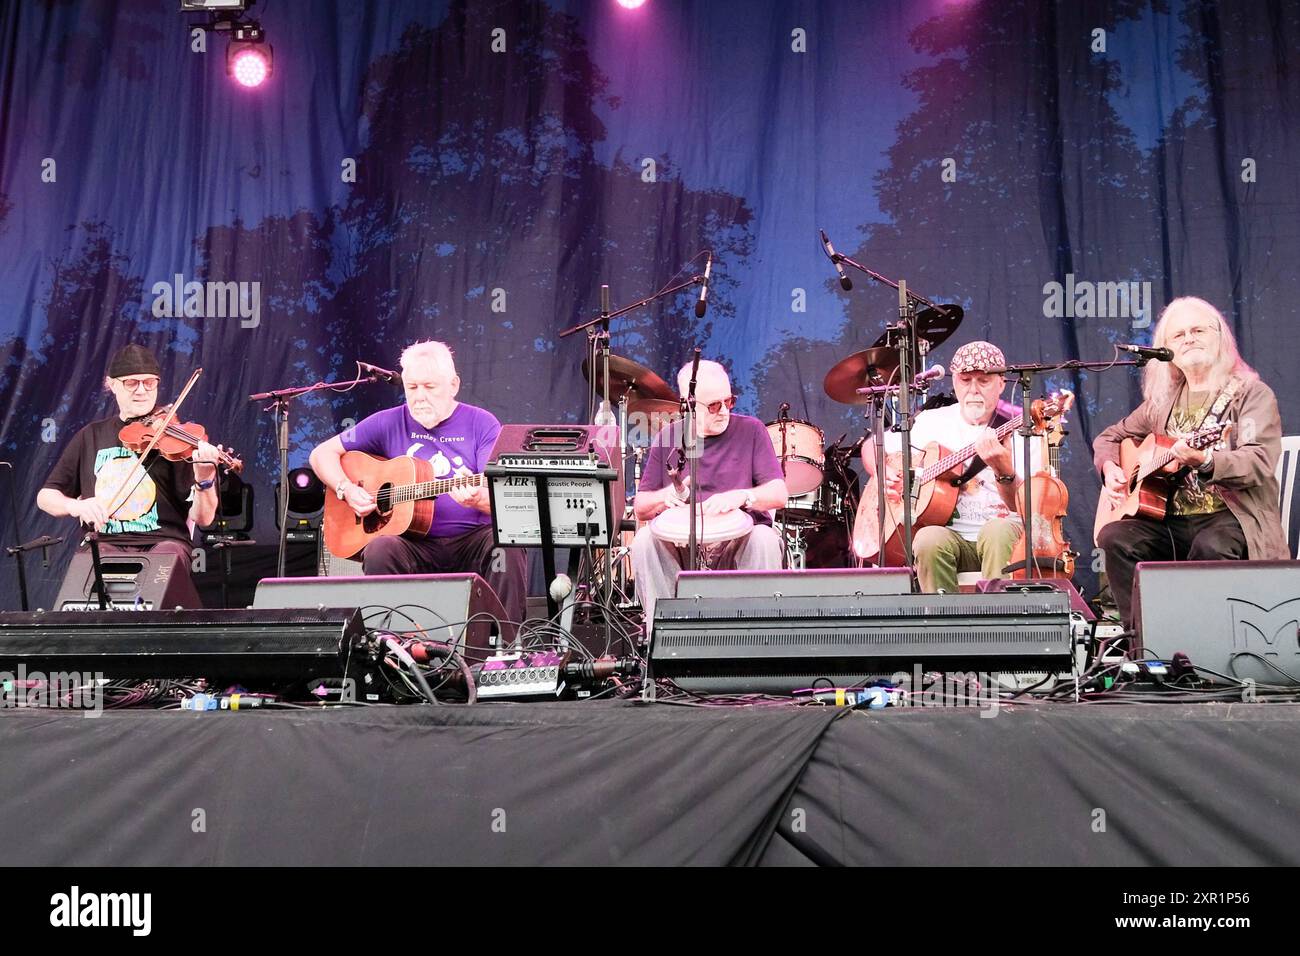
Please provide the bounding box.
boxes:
[1276,435,1300,559]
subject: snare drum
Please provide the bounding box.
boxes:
[766,418,825,495]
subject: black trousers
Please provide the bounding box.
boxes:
[1097,510,1248,630]
[360,525,528,626]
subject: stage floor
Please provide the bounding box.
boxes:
[3,700,1297,865]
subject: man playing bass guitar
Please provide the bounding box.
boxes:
[862,340,1038,593]
[308,340,527,623]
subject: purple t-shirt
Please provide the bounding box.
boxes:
[638,414,784,525]
[341,402,500,538]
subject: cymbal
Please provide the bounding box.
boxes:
[823,348,901,405]
[581,354,675,406]
[869,303,964,351]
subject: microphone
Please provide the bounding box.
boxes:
[358,361,401,385]
[820,230,852,291]
[1117,344,1173,362]
[913,364,946,385]
[779,401,790,421]
[695,253,712,318]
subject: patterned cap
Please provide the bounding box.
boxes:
[949,340,1005,374]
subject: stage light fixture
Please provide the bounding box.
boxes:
[616,0,648,8]
[274,469,326,541]
[201,471,254,540]
[180,1,248,10]
[226,22,272,88]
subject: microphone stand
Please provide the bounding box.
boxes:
[558,273,709,581]
[83,531,109,610]
[987,356,1150,580]
[823,249,957,574]
[249,371,393,578]
[1,461,31,610]
[684,349,702,572]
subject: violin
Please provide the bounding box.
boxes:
[118,405,244,474]
[1006,390,1074,579]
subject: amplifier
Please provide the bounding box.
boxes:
[0,607,366,692]
[1134,560,1300,685]
[650,592,1073,693]
[485,424,621,547]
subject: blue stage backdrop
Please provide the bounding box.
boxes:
[1,0,1297,608]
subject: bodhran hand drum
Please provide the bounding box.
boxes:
[766,419,825,496]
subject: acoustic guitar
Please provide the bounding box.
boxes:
[853,395,1067,566]
[322,450,485,560]
[1091,422,1230,543]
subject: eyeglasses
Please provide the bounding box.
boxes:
[702,396,736,415]
[1167,325,1219,345]
[117,377,159,393]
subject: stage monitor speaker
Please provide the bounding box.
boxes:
[0,607,364,690]
[674,566,913,599]
[1133,560,1300,685]
[977,577,1095,620]
[253,572,508,655]
[52,549,201,610]
[650,591,1073,693]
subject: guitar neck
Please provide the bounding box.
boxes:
[388,472,485,504]
[920,414,1023,484]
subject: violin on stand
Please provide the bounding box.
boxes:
[1005,389,1075,580]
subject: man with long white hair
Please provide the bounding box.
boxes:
[1094,297,1288,630]
[310,341,527,623]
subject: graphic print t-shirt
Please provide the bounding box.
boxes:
[1166,390,1228,517]
[42,415,196,546]
[340,402,501,538]
[883,402,1040,542]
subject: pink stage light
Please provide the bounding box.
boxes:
[616,0,648,9]
[230,47,270,88]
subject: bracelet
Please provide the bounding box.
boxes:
[194,478,215,491]
[994,471,1016,484]
[336,479,352,500]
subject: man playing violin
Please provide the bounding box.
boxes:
[863,341,1038,593]
[308,340,527,624]
[631,359,788,623]
[1094,297,1288,631]
[37,344,225,597]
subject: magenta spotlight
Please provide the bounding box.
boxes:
[228,45,270,87]
[616,0,648,9]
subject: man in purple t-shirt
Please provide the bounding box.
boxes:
[632,359,787,622]
[309,340,527,623]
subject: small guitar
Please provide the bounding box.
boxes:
[322,451,485,559]
[1092,422,1230,543]
[853,395,1067,566]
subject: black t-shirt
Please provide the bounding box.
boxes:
[42,414,196,546]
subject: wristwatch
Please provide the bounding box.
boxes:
[994,471,1016,484]
[336,479,352,499]
[743,490,758,509]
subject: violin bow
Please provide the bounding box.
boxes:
[100,367,204,522]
